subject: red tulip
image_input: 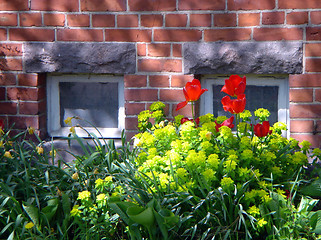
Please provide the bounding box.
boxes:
[176,79,208,111]
[221,94,246,114]
[181,117,200,126]
[221,75,246,97]
[215,116,234,132]
[253,121,272,138]
[0,119,3,131]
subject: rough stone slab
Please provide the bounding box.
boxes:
[183,42,303,74]
[24,42,136,74]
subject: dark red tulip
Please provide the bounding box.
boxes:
[215,116,234,132]
[253,121,272,138]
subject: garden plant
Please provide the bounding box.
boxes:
[1,75,321,239]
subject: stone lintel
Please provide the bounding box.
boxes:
[183,42,303,75]
[24,42,136,74]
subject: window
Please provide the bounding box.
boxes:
[200,75,289,134]
[47,75,124,138]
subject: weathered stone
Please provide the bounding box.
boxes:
[183,42,303,74]
[24,42,136,74]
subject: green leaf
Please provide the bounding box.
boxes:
[301,178,321,197]
[22,203,40,227]
[127,206,155,228]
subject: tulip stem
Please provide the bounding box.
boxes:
[191,101,195,124]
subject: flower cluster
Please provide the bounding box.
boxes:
[133,75,317,234]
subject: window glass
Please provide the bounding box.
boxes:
[59,82,119,128]
[212,85,278,124]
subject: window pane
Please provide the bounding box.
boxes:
[59,82,118,128]
[212,85,278,124]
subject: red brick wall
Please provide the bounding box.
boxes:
[1,0,321,146]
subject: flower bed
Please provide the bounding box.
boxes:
[1,75,321,239]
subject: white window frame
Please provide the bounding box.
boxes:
[200,75,289,136]
[47,74,125,138]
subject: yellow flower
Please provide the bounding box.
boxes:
[70,205,81,217]
[36,146,44,155]
[257,218,267,228]
[4,151,12,159]
[95,178,104,188]
[27,126,35,135]
[105,176,113,182]
[49,150,56,157]
[77,191,91,201]
[64,117,73,126]
[72,172,79,180]
[25,222,34,229]
[93,168,99,174]
[70,126,76,134]
[248,205,260,216]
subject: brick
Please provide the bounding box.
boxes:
[137,43,146,56]
[0,28,6,40]
[44,13,65,26]
[18,74,45,87]
[148,43,171,57]
[117,14,139,27]
[316,121,321,134]
[290,120,314,133]
[0,102,17,114]
[228,0,274,10]
[307,27,321,41]
[311,12,321,25]
[31,0,78,11]
[19,101,46,115]
[92,15,115,27]
[138,59,182,72]
[67,14,90,27]
[306,43,321,57]
[0,13,17,26]
[253,28,303,41]
[287,12,308,25]
[149,75,170,87]
[290,74,321,87]
[0,43,22,56]
[81,0,126,11]
[171,75,194,87]
[20,13,42,27]
[214,13,236,27]
[124,75,147,87]
[290,104,321,118]
[173,103,193,118]
[204,28,252,41]
[7,87,45,101]
[125,103,146,115]
[0,58,22,71]
[0,0,28,10]
[154,29,202,42]
[279,0,321,9]
[238,13,260,27]
[179,0,225,10]
[125,117,138,130]
[129,0,176,11]
[262,12,285,25]
[172,44,182,57]
[8,116,40,129]
[165,14,187,27]
[57,29,103,42]
[315,89,321,102]
[125,89,158,101]
[105,29,152,42]
[190,14,211,27]
[160,89,185,102]
[10,28,54,41]
[0,73,16,85]
[289,89,313,102]
[306,59,321,72]
[141,14,163,27]
[290,134,321,149]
